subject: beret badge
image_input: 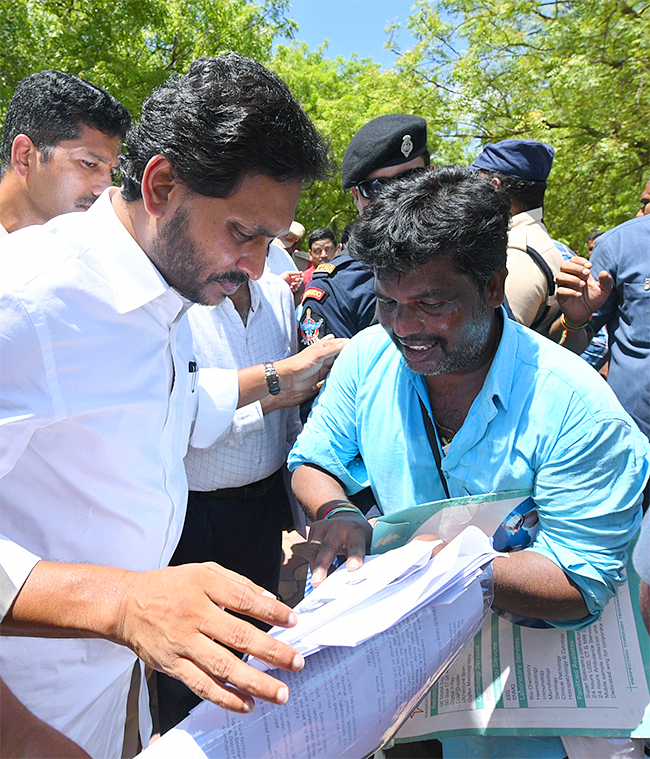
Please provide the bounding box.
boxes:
[401,134,413,158]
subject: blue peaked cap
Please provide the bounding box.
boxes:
[471,139,554,182]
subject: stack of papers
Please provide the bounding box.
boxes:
[139,526,498,759]
[251,525,499,668]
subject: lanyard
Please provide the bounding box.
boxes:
[418,396,451,500]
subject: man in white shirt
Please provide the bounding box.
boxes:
[0,70,129,235]
[157,268,315,730]
[0,54,343,758]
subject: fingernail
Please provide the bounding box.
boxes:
[348,559,361,569]
[287,611,298,626]
[262,589,278,599]
[312,571,324,585]
[243,698,254,713]
[291,652,304,671]
[276,685,289,704]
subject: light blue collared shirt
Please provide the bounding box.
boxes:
[289,315,649,629]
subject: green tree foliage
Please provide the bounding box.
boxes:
[3,1,646,247]
[0,0,295,118]
[389,0,650,248]
[271,42,448,235]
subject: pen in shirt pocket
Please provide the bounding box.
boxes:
[189,360,198,393]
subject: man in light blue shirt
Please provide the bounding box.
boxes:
[288,166,649,759]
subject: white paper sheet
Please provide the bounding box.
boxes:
[139,527,497,759]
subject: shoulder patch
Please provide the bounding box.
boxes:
[301,286,328,305]
[299,307,326,346]
[314,262,336,276]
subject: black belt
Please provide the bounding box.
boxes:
[195,470,279,501]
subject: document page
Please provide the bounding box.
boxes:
[141,581,486,759]
[396,581,649,741]
[139,529,495,759]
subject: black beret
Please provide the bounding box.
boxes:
[471,139,554,182]
[341,114,428,189]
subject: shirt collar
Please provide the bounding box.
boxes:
[208,279,261,316]
[86,188,180,316]
[511,206,544,227]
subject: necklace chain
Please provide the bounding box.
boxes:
[434,418,456,436]
[434,418,456,446]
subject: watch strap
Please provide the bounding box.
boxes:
[264,361,281,396]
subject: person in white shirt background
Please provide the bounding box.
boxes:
[0,70,129,236]
[0,53,345,759]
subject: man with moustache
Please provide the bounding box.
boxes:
[0,54,345,758]
[288,166,648,759]
[0,70,129,235]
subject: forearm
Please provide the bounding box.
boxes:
[291,463,351,520]
[493,550,589,621]
[237,364,273,408]
[236,337,347,410]
[1,561,129,641]
[0,678,90,758]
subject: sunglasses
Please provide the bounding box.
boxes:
[354,166,428,200]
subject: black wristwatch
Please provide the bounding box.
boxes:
[264,361,281,396]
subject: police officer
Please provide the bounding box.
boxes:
[471,139,563,335]
[298,114,430,349]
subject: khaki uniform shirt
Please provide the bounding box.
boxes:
[506,208,563,334]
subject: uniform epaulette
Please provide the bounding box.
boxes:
[314,262,336,276]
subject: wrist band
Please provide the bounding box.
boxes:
[319,501,356,519]
[319,501,361,520]
[560,314,591,332]
[325,505,365,520]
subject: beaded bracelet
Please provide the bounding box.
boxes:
[560,313,591,332]
[318,501,356,520]
[323,504,364,520]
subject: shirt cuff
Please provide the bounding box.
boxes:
[227,402,265,447]
[0,536,41,621]
[190,367,239,449]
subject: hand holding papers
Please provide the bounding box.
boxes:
[139,527,498,759]
[252,525,498,666]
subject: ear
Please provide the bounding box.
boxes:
[489,176,502,190]
[485,267,508,308]
[10,134,38,179]
[350,186,364,215]
[140,154,178,219]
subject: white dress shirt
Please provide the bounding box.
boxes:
[265,242,298,276]
[185,271,301,490]
[0,189,238,758]
[0,536,40,620]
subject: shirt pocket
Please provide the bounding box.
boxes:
[621,282,650,348]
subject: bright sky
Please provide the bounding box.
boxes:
[283,0,417,68]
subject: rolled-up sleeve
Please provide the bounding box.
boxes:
[189,367,239,449]
[529,409,648,629]
[0,537,41,621]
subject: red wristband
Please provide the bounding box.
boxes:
[318,501,356,520]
